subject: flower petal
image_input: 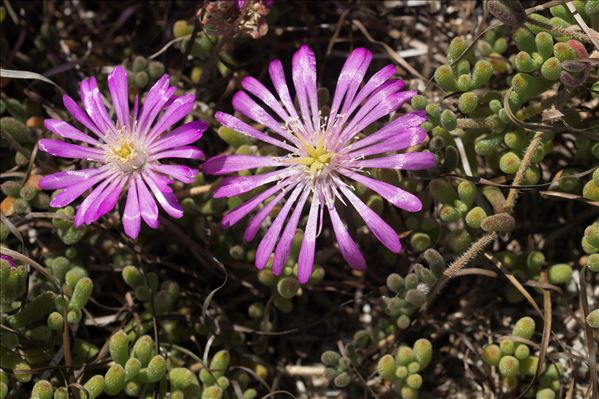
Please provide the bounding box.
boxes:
[297,199,319,284]
[213,168,295,198]
[38,139,105,161]
[40,168,104,190]
[255,183,305,269]
[73,177,112,227]
[137,75,171,134]
[80,77,116,135]
[147,93,195,142]
[241,76,291,124]
[351,152,437,170]
[215,112,296,152]
[223,183,286,228]
[135,175,159,229]
[44,119,101,146]
[150,146,205,160]
[347,111,427,152]
[272,188,310,275]
[269,59,306,137]
[244,187,288,241]
[149,120,207,153]
[108,66,130,129]
[151,164,198,184]
[338,184,402,253]
[346,64,398,116]
[49,167,112,208]
[204,154,284,176]
[328,205,366,269]
[292,45,318,134]
[340,169,423,212]
[346,127,427,158]
[62,95,104,137]
[123,177,141,239]
[142,171,183,219]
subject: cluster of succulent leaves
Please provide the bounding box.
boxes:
[481,317,563,398]
[1,0,599,398]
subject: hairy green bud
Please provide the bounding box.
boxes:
[482,344,502,366]
[210,350,230,378]
[83,375,105,399]
[104,364,126,395]
[137,355,166,383]
[31,380,53,399]
[133,335,154,366]
[547,263,572,284]
[587,309,599,328]
[498,356,520,378]
[458,92,479,114]
[109,330,129,366]
[513,316,536,339]
[377,354,397,381]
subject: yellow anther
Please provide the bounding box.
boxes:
[111,141,135,161]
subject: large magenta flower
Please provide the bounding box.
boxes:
[39,66,206,239]
[204,45,435,283]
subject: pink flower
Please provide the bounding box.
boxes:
[39,66,206,239]
[1,255,15,268]
[204,45,435,283]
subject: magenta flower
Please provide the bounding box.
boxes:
[204,46,435,283]
[39,66,206,239]
[1,255,15,268]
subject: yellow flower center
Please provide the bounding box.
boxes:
[289,135,334,178]
[111,141,136,162]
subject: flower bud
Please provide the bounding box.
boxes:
[396,346,415,366]
[69,277,93,310]
[540,57,562,81]
[109,330,129,366]
[513,316,536,339]
[31,380,53,399]
[410,95,428,110]
[137,355,166,383]
[547,263,572,284]
[406,373,422,389]
[83,375,105,399]
[397,314,411,330]
[104,364,126,395]
[410,232,431,252]
[333,372,350,388]
[587,254,599,273]
[514,344,530,360]
[377,354,397,381]
[481,213,516,233]
[413,338,432,368]
[122,265,143,288]
[458,92,479,114]
[202,386,223,399]
[125,357,141,380]
[499,356,520,377]
[586,309,599,329]
[210,350,230,378]
[277,277,300,299]
[448,229,471,253]
[133,335,154,366]
[482,344,502,366]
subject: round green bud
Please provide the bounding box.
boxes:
[448,229,471,253]
[53,387,68,399]
[515,51,537,73]
[104,364,126,395]
[386,273,404,293]
[536,388,556,399]
[229,244,245,260]
[439,205,461,223]
[397,314,411,330]
[504,130,528,151]
[440,109,457,131]
[321,350,341,366]
[457,180,476,207]
[133,335,154,366]
[1,180,22,197]
[248,302,264,319]
[411,95,428,110]
[593,168,599,186]
[125,357,142,380]
[540,57,561,81]
[257,269,277,287]
[413,338,432,368]
[401,386,418,399]
[587,254,599,273]
[210,350,230,377]
[586,308,599,329]
[456,74,472,92]
[396,365,408,379]
[405,289,427,307]
[69,277,92,310]
[535,32,554,60]
[147,61,165,79]
[109,330,129,366]
[527,251,545,273]
[83,375,104,399]
[333,372,350,388]
[277,277,300,299]
[65,266,87,288]
[458,92,479,114]
[447,36,470,64]
[583,181,599,201]
[514,344,530,360]
[425,103,441,121]
[513,316,536,339]
[172,20,193,38]
[407,361,420,374]
[553,42,577,62]
[19,185,37,201]
[481,213,516,233]
[472,60,493,88]
[201,385,223,399]
[123,381,141,396]
[396,346,415,366]
[138,355,166,383]
[500,339,515,355]
[519,356,539,376]
[424,249,445,277]
[66,308,81,325]
[134,71,148,88]
[410,232,431,252]
[377,354,397,381]
[168,367,195,390]
[547,263,572,285]
[498,356,520,378]
[434,65,458,92]
[499,152,521,174]
[406,373,422,389]
[132,56,147,73]
[482,344,502,366]
[429,178,458,204]
[465,207,486,229]
[31,380,53,399]
[243,388,258,399]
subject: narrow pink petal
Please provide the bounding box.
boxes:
[44,119,101,146]
[142,172,183,219]
[328,205,366,269]
[215,112,296,152]
[150,164,198,184]
[108,66,130,129]
[272,187,310,275]
[80,77,116,135]
[291,45,318,134]
[150,146,205,160]
[223,183,286,228]
[328,48,372,130]
[350,152,437,170]
[63,95,104,137]
[203,155,284,176]
[73,177,112,227]
[213,168,295,198]
[340,169,423,212]
[40,168,104,190]
[232,91,299,145]
[347,112,427,152]
[146,93,195,142]
[244,187,288,241]
[346,127,427,158]
[255,183,305,269]
[49,167,112,208]
[123,177,141,239]
[297,199,319,284]
[149,121,207,152]
[136,75,171,134]
[268,59,306,137]
[346,64,398,116]
[38,139,105,161]
[135,175,159,228]
[81,176,125,225]
[338,184,402,253]
[241,76,291,123]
